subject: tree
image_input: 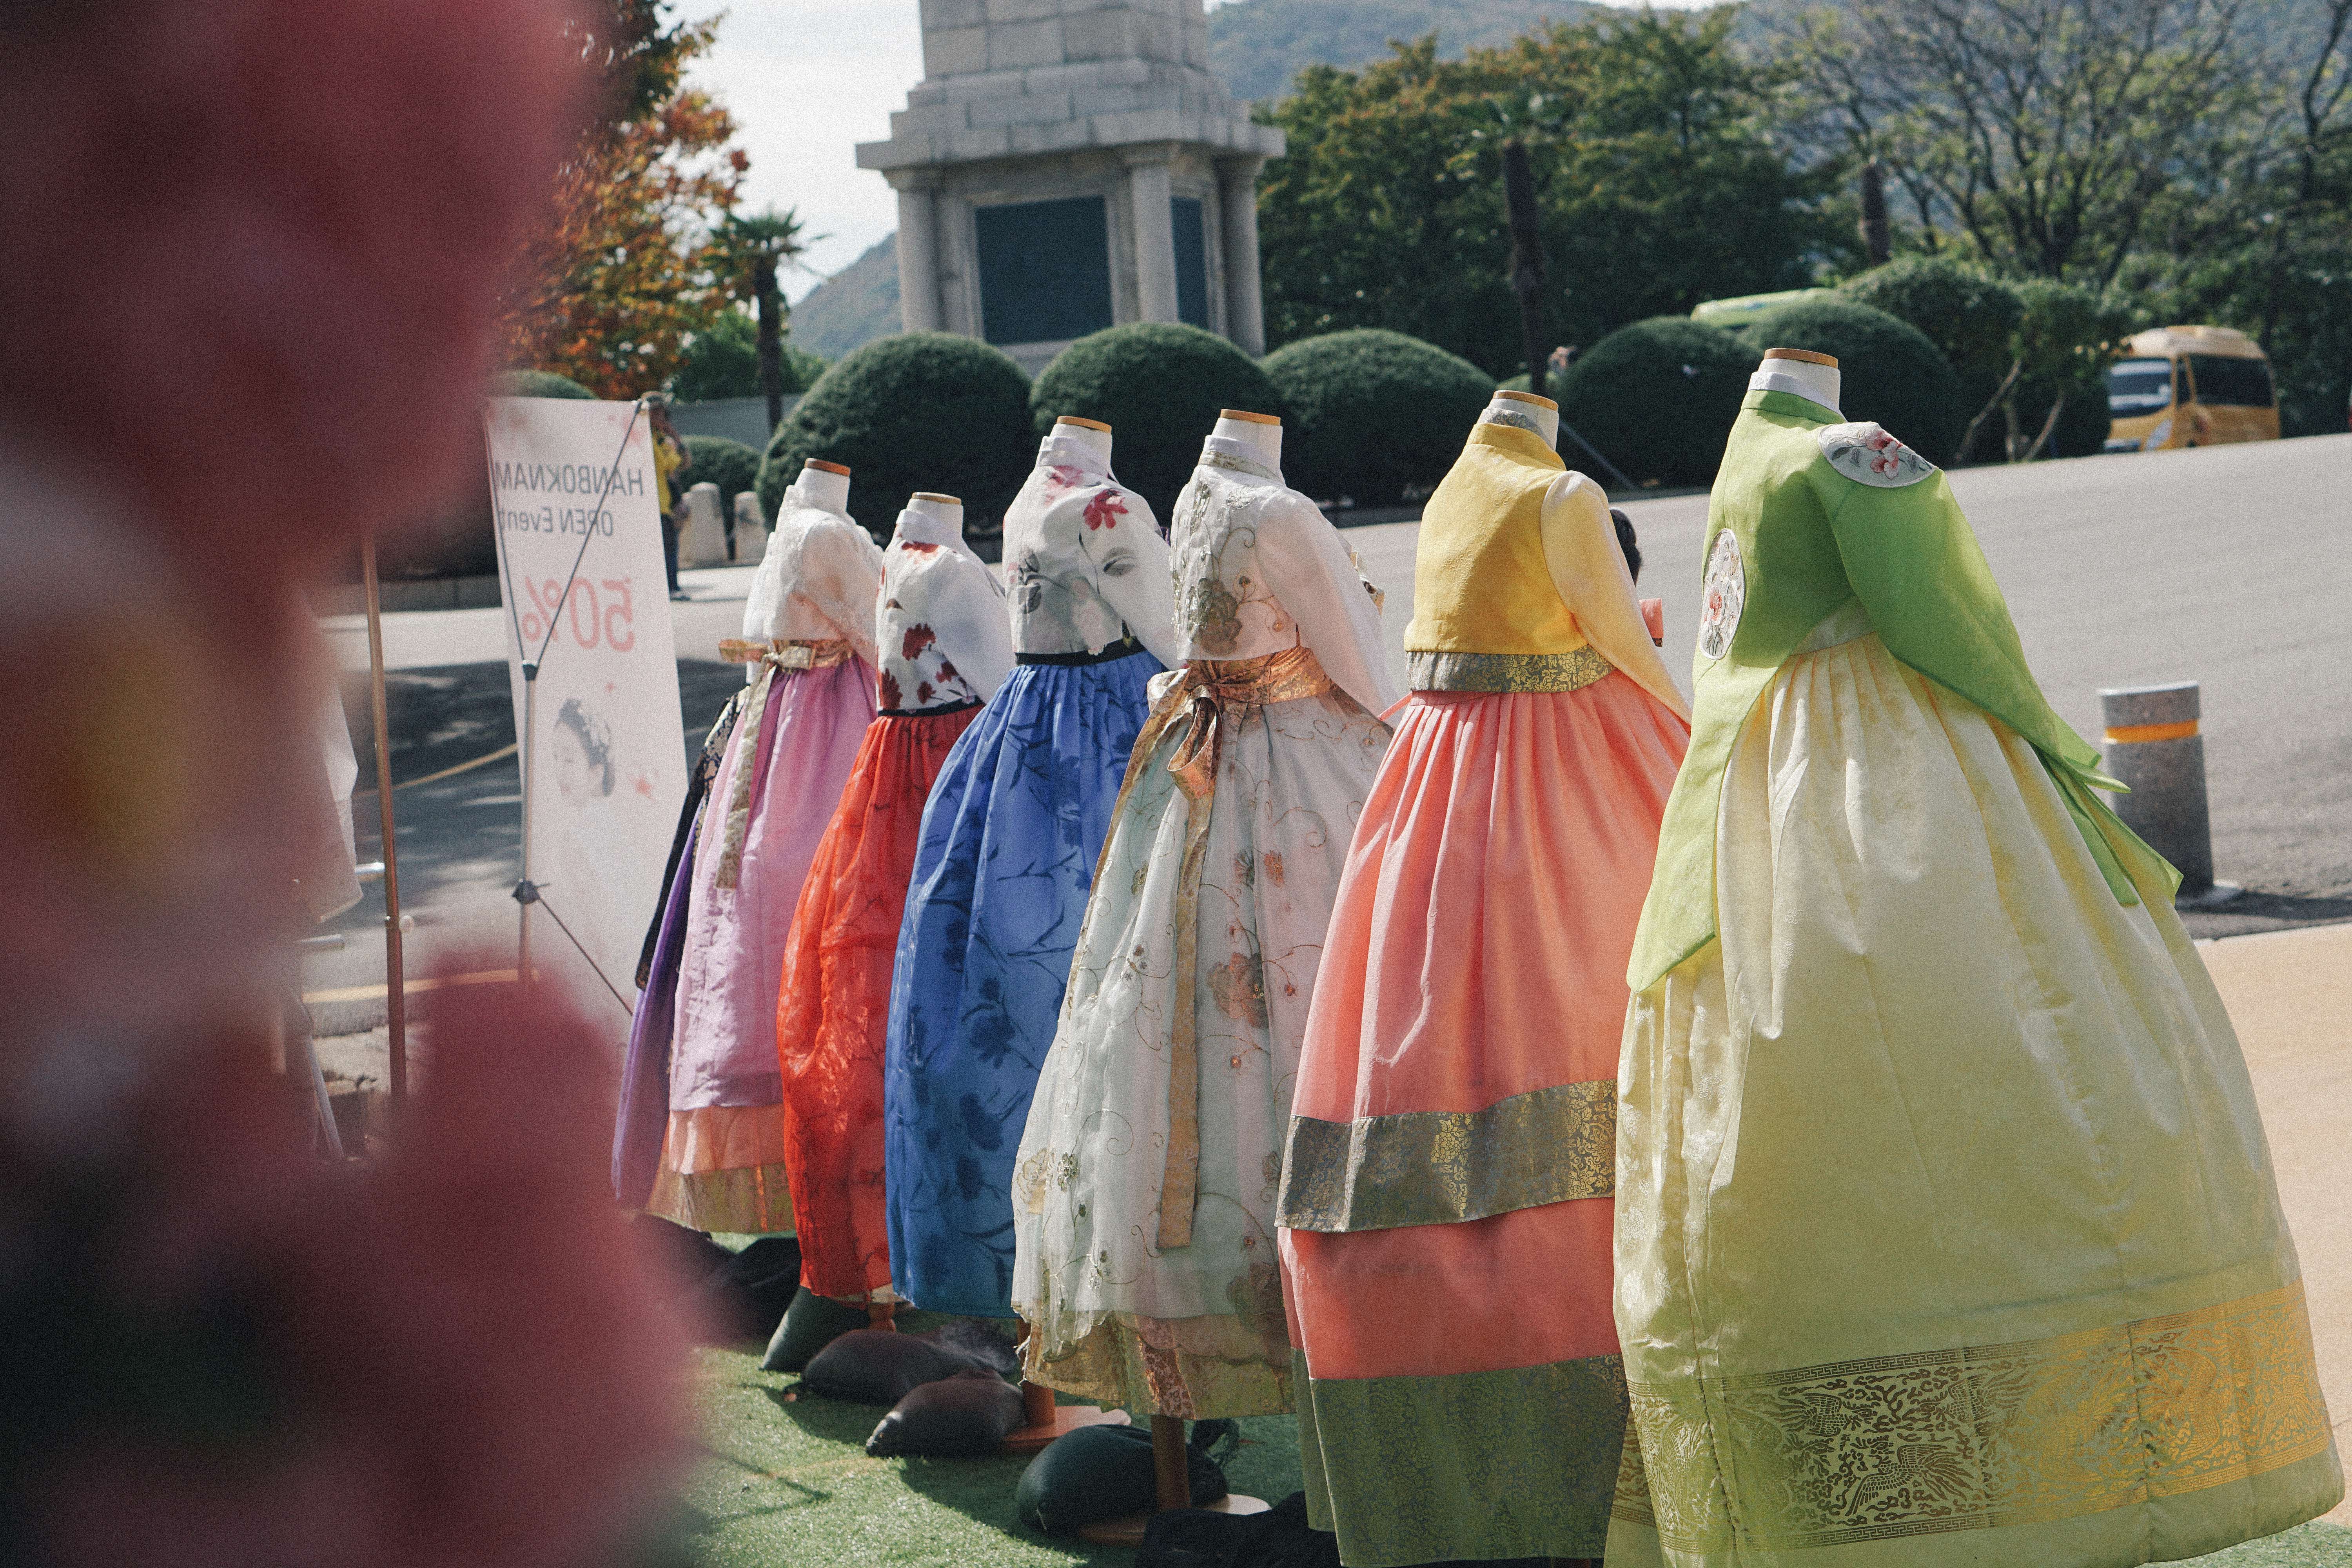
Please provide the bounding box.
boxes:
[1779,0,2249,287]
[1255,13,1852,377]
[715,209,814,434]
[499,8,748,397]
[670,310,826,403]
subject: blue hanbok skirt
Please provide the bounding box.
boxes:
[883,643,1163,1316]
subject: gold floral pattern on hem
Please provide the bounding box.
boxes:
[1613,1280,2336,1553]
[1024,1304,1294,1419]
[1406,645,1614,694]
[1276,1077,1615,1232]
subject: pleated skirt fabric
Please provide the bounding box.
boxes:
[881,648,1163,1316]
[1012,686,1392,1419]
[1278,671,1689,1566]
[615,815,700,1210]
[776,704,982,1301]
[653,657,876,1235]
[1608,632,2339,1568]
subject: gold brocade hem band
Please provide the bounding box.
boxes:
[1613,1280,2336,1553]
[642,1160,796,1236]
[1276,1078,1615,1232]
[1111,644,1339,1251]
[1406,645,1615,693]
[1024,1308,1295,1419]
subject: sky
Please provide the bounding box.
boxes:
[673,0,1695,300]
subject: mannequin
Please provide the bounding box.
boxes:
[795,457,852,515]
[1011,403,1402,1541]
[1278,399,1693,1567]
[1608,343,2337,1568]
[648,452,882,1234]
[882,412,1174,1356]
[1746,345,1842,412]
[776,482,1010,1330]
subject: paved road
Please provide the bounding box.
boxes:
[305,435,2352,1031]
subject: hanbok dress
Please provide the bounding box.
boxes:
[882,431,1178,1317]
[648,475,882,1234]
[1278,417,1693,1565]
[615,693,745,1208]
[1609,388,2340,1568]
[777,499,1011,1302]
[1012,432,1401,1417]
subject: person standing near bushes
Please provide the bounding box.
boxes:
[649,394,691,600]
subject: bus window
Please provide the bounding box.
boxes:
[2187,354,2273,408]
[2107,358,2174,414]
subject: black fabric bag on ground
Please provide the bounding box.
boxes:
[694,1235,802,1344]
[1139,1493,1342,1568]
[864,1368,1025,1457]
[799,1321,1020,1405]
[762,1287,869,1372]
[1015,1421,1235,1535]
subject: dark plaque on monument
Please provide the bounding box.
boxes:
[976,196,1116,345]
[1171,197,1209,328]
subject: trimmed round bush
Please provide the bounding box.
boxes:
[682,434,760,517]
[1261,329,1496,506]
[1840,259,2022,462]
[1030,323,1284,525]
[497,368,595,399]
[1739,298,1967,465]
[758,333,1033,543]
[1557,318,1760,488]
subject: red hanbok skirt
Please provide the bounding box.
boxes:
[776,702,981,1300]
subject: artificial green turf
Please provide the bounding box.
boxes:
[667,1328,2351,1568]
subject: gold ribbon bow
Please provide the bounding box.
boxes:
[717,636,852,671]
[708,638,855,888]
[1117,644,1336,1250]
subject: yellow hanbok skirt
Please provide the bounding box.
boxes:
[1609,630,2339,1568]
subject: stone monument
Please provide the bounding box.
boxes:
[856,0,1283,376]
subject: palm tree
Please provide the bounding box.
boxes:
[718,209,812,435]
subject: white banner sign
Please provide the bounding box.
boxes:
[483,397,686,1017]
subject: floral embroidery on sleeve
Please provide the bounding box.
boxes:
[1083,488,1128,531]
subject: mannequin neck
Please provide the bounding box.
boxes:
[1750,356,1842,414]
[898,493,964,546]
[1052,418,1113,463]
[795,465,851,514]
[1478,392,1559,446]
[1210,416,1281,466]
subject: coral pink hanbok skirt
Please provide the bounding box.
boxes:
[1278,670,1687,1566]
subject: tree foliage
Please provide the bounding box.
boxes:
[499,7,748,399]
[1255,12,1852,377]
[671,310,826,403]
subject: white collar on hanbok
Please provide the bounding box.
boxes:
[1199,433,1283,485]
[1036,433,1114,483]
[894,495,970,554]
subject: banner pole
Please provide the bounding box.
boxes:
[517,660,537,988]
[360,528,408,1110]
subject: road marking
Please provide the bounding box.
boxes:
[302,968,518,1005]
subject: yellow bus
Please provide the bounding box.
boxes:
[2103,326,2279,452]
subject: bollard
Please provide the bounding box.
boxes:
[2097,681,2234,904]
[732,490,769,566]
[680,481,728,567]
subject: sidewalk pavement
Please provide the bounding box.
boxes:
[2201,921,2352,1524]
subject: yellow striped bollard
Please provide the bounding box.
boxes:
[2097,680,2237,906]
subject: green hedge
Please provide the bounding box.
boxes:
[757,333,1033,543]
[1557,318,1760,488]
[1736,298,1967,464]
[1839,259,2020,463]
[496,369,595,399]
[1031,323,1284,526]
[1261,329,1495,506]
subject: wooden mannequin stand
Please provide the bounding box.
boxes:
[1074,1415,1270,1546]
[1001,1319,1130,1454]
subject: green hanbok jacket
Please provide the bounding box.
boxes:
[1627,389,2178,993]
